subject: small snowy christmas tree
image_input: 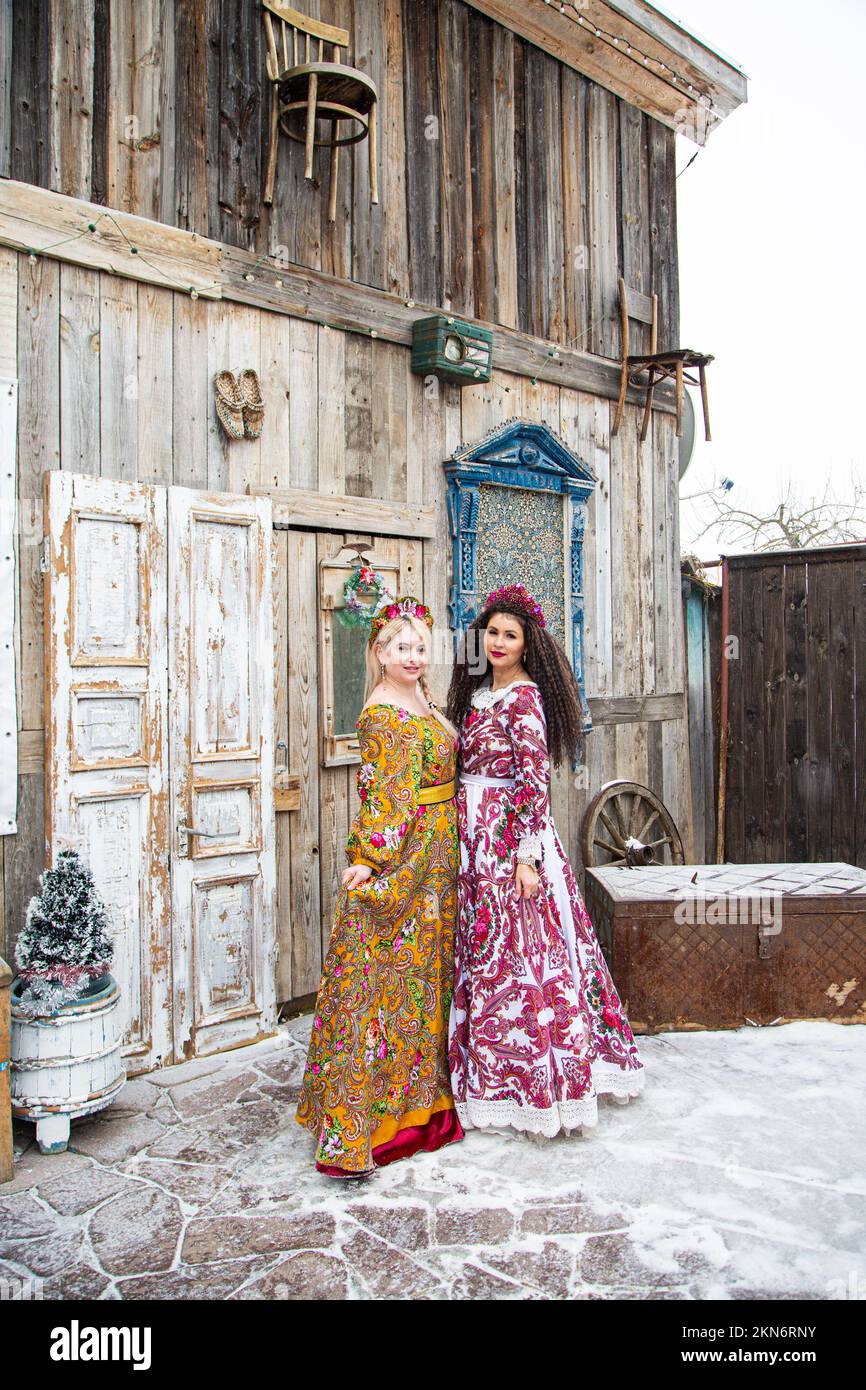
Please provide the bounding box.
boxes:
[15,848,114,1018]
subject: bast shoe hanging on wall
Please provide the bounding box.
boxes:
[214,369,266,441]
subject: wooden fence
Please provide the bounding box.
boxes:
[723,545,866,868]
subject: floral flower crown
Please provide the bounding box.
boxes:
[483,583,547,628]
[368,595,434,644]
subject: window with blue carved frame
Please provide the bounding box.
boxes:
[444,419,596,742]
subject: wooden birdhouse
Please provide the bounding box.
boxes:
[411,315,493,385]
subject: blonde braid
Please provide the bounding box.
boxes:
[419,673,459,743]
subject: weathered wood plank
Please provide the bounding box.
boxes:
[371,338,406,503]
[288,318,318,489]
[10,0,51,188]
[344,332,373,498]
[458,0,745,134]
[403,0,441,306]
[59,262,100,473]
[258,307,292,490]
[4,774,44,964]
[107,0,164,221]
[50,0,94,199]
[90,0,109,204]
[0,0,11,180]
[853,560,866,869]
[320,0,352,282]
[438,0,473,317]
[491,22,516,330]
[468,7,495,324]
[741,566,765,863]
[806,558,834,861]
[347,0,382,288]
[288,528,321,995]
[173,0,208,233]
[561,67,589,352]
[273,525,292,1001]
[98,272,137,480]
[783,561,808,862]
[217,0,263,251]
[589,689,683,722]
[250,484,437,539]
[0,179,223,297]
[762,562,785,862]
[318,324,346,497]
[171,290,209,488]
[382,0,409,297]
[587,84,619,359]
[649,119,678,349]
[0,245,16,379]
[137,282,173,485]
[830,559,855,865]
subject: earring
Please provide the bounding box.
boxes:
[380,662,385,680]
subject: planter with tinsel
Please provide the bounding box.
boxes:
[10,848,126,1154]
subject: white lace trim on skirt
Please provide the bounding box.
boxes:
[456,1062,645,1137]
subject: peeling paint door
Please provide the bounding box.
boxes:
[44,472,172,1073]
[45,473,277,1072]
[167,487,276,1061]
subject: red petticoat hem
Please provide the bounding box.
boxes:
[315,1106,464,1178]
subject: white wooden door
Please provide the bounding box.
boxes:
[44,472,172,1073]
[45,472,276,1070]
[168,487,276,1059]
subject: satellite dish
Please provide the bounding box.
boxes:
[678,388,696,481]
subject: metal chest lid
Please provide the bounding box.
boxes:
[586,862,866,911]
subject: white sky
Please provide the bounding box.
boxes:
[666,0,866,559]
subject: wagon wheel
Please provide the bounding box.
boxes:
[581,780,684,868]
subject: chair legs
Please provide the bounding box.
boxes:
[699,361,712,442]
[328,124,339,223]
[640,365,656,442]
[304,72,318,181]
[612,356,628,438]
[264,85,279,207]
[369,99,379,205]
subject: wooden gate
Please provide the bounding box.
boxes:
[44,471,276,1072]
[273,529,423,1007]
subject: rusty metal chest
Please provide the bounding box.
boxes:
[584,862,866,1033]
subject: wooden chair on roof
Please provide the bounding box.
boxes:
[612,277,713,443]
[262,2,379,224]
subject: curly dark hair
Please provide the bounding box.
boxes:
[446,602,587,767]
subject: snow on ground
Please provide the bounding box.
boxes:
[1,1017,864,1300]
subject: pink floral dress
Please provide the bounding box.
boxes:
[448,679,645,1136]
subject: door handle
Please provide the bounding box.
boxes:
[177,820,231,838]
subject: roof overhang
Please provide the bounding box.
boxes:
[461,0,748,145]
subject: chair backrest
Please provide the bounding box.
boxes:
[619,277,658,357]
[262,2,349,80]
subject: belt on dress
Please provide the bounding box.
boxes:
[417,778,456,805]
[460,774,516,788]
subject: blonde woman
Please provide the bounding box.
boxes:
[295,596,463,1176]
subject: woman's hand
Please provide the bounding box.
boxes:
[515,862,540,899]
[342,864,373,891]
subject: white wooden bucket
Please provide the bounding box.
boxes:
[10,974,126,1153]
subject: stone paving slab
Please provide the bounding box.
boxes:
[1,1019,864,1300]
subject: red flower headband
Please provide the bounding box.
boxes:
[369,595,434,644]
[483,583,547,628]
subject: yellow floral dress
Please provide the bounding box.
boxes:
[295,703,463,1175]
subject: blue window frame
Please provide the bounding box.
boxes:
[444,418,597,734]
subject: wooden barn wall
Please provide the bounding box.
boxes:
[0,248,690,998]
[724,551,866,871]
[0,0,679,355]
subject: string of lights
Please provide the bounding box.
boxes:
[543,0,718,119]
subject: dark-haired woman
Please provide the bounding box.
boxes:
[446,583,644,1138]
